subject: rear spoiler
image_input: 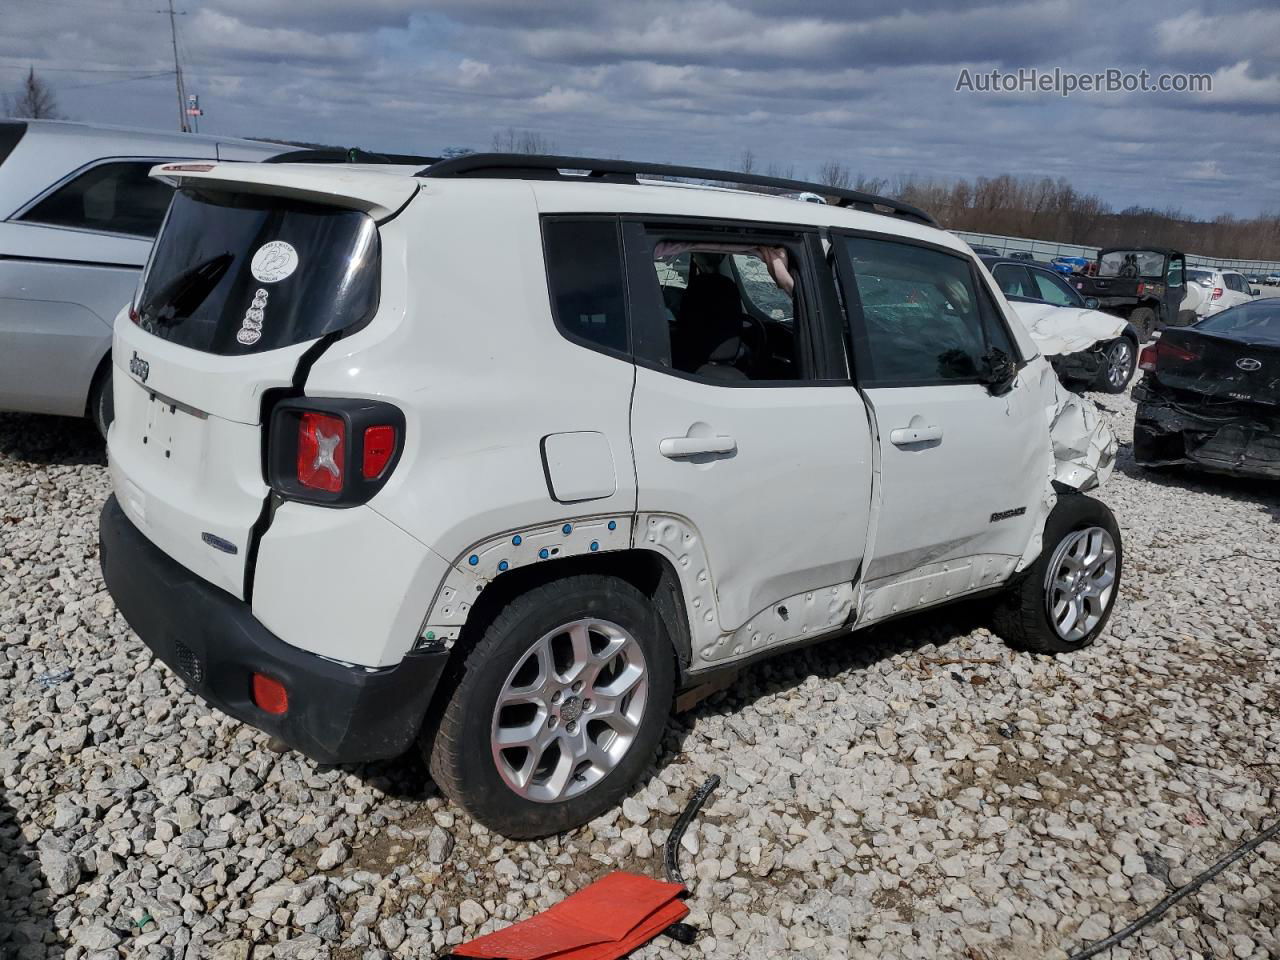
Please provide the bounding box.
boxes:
[150,161,419,222]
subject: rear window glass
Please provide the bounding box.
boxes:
[136,188,379,355]
[0,122,26,169]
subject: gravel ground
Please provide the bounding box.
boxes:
[1,388,1278,960]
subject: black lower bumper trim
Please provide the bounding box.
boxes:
[99,494,447,764]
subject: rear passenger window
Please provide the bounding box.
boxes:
[993,264,1032,298]
[543,218,629,354]
[20,161,174,237]
[637,234,810,383]
[839,235,1014,387]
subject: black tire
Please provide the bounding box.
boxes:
[88,362,114,439]
[1129,306,1157,342]
[1094,337,1137,394]
[426,574,675,839]
[992,494,1122,654]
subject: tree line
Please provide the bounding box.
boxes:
[806,161,1280,262]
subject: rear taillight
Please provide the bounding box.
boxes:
[128,305,140,325]
[297,412,346,493]
[1212,287,1223,300]
[1141,339,1200,372]
[362,425,396,479]
[1136,282,1146,296]
[268,398,404,506]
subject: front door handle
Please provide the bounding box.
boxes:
[890,424,942,446]
[659,436,737,458]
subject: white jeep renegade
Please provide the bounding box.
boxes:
[100,153,1120,838]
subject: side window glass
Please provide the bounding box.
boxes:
[1031,269,1079,307]
[543,218,628,354]
[643,239,805,383]
[20,161,174,237]
[1166,258,1184,287]
[841,236,1010,386]
[993,264,1030,298]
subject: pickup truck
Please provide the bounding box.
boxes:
[1070,247,1190,341]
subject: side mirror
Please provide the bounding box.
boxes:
[1084,297,1100,309]
[981,347,1017,396]
[1250,288,1260,296]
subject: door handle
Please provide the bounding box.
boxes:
[659,436,737,458]
[890,424,942,446]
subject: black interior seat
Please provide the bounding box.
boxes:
[673,272,749,376]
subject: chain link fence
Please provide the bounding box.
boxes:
[954,230,1280,276]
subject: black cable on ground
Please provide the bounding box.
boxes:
[1064,817,1280,960]
[664,774,721,885]
[660,774,721,946]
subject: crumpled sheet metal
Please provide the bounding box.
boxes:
[1011,302,1130,357]
[1047,381,1117,490]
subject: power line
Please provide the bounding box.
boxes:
[58,72,174,91]
[0,63,172,74]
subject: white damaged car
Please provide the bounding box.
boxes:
[100,154,1120,837]
[982,256,1139,393]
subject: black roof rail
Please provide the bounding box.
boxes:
[417,152,938,227]
[267,147,441,166]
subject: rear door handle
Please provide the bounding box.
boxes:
[659,436,737,458]
[890,424,942,446]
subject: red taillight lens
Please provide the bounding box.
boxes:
[1143,339,1200,372]
[297,412,345,492]
[1212,287,1223,300]
[1136,282,1145,296]
[362,425,396,479]
[1160,340,1200,364]
[251,673,289,715]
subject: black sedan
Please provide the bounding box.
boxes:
[1133,298,1280,479]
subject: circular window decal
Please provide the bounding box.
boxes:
[250,241,299,283]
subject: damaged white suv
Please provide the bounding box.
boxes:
[100,154,1121,838]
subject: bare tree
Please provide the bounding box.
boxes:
[738,148,756,175]
[816,160,852,190]
[4,67,61,119]
[764,161,795,181]
[491,127,555,154]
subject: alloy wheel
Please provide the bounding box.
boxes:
[1044,525,1118,643]
[490,618,649,803]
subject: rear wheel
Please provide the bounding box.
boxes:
[1129,306,1157,342]
[1095,337,1136,393]
[426,574,675,838]
[88,362,114,439]
[993,494,1122,654]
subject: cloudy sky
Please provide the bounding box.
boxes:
[3,0,1278,218]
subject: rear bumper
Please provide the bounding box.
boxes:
[99,494,448,764]
[1133,396,1280,480]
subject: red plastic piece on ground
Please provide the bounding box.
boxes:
[448,871,688,960]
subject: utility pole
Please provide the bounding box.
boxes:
[160,0,189,132]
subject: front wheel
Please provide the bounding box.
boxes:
[426,574,675,838]
[1095,337,1137,393]
[993,494,1122,654]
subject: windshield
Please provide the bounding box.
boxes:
[136,187,379,355]
[1098,250,1165,278]
[1195,299,1280,345]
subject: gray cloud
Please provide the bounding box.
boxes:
[2,0,1276,217]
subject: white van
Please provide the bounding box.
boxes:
[100,154,1120,837]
